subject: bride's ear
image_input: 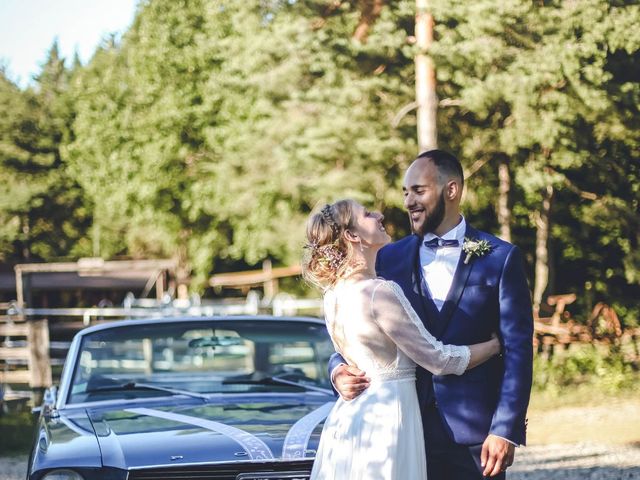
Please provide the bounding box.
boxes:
[343,229,359,244]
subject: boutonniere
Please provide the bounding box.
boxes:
[462,237,492,264]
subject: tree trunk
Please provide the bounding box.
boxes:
[353,0,385,42]
[22,216,31,260]
[533,184,554,310]
[497,158,512,242]
[415,0,437,151]
[176,230,191,300]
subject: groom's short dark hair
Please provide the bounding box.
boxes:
[416,149,464,189]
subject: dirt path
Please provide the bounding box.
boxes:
[0,456,26,480]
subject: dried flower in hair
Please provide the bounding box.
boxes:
[303,241,319,252]
[316,243,346,270]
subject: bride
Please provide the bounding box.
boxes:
[303,200,501,480]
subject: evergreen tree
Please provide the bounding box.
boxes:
[0,42,90,262]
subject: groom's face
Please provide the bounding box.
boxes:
[403,160,446,236]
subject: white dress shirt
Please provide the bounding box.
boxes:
[420,216,466,310]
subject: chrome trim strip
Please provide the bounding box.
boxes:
[58,414,95,436]
[127,458,313,470]
[282,401,334,459]
[56,334,83,409]
[126,407,275,460]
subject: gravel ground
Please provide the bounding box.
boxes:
[0,456,26,480]
[1,443,639,479]
[510,443,640,479]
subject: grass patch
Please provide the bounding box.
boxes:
[526,391,640,445]
[530,382,639,411]
[528,345,639,444]
[0,408,36,455]
[533,343,637,395]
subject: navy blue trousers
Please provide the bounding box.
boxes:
[423,402,506,480]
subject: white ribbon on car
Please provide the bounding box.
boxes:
[126,407,275,460]
[281,401,334,459]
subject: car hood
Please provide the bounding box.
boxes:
[86,394,334,469]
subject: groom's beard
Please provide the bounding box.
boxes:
[414,189,446,237]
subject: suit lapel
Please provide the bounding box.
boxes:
[437,225,478,336]
[410,236,440,333]
[393,236,433,332]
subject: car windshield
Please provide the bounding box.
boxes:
[68,319,334,404]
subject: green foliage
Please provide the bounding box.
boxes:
[0,0,638,317]
[0,43,91,263]
[64,0,419,287]
[430,0,640,317]
[533,345,637,395]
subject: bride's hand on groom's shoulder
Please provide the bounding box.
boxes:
[333,364,370,400]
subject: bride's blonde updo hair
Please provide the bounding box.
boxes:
[302,200,360,290]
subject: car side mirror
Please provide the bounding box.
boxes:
[33,386,59,418]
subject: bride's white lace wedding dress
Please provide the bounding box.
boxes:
[310,278,471,480]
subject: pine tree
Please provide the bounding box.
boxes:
[0,42,90,262]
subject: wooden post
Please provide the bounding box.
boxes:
[28,318,52,388]
[156,270,165,300]
[262,259,278,301]
[15,267,24,310]
[415,0,438,151]
[497,159,512,242]
[143,338,153,376]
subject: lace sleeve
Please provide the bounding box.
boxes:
[370,280,470,376]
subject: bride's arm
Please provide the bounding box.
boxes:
[370,281,500,375]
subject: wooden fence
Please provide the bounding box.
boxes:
[0,301,51,388]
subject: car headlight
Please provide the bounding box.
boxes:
[42,470,85,480]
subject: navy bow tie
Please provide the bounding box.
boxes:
[424,237,460,249]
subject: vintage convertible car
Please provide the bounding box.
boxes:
[28,316,336,480]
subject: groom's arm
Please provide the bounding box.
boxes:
[481,245,533,476]
[490,245,534,443]
[328,352,346,381]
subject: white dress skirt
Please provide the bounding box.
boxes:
[310,279,470,480]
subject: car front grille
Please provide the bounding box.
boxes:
[127,460,313,480]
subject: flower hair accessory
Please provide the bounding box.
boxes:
[316,243,346,270]
[462,237,492,264]
[320,204,340,238]
[304,240,345,270]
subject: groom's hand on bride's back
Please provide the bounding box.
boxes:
[332,364,370,400]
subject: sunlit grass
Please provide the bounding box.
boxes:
[528,344,639,445]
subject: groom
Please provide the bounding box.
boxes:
[329,150,533,479]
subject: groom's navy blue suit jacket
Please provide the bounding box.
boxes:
[329,225,533,446]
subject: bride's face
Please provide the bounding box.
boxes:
[350,203,391,248]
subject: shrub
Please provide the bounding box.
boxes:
[533,344,637,395]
